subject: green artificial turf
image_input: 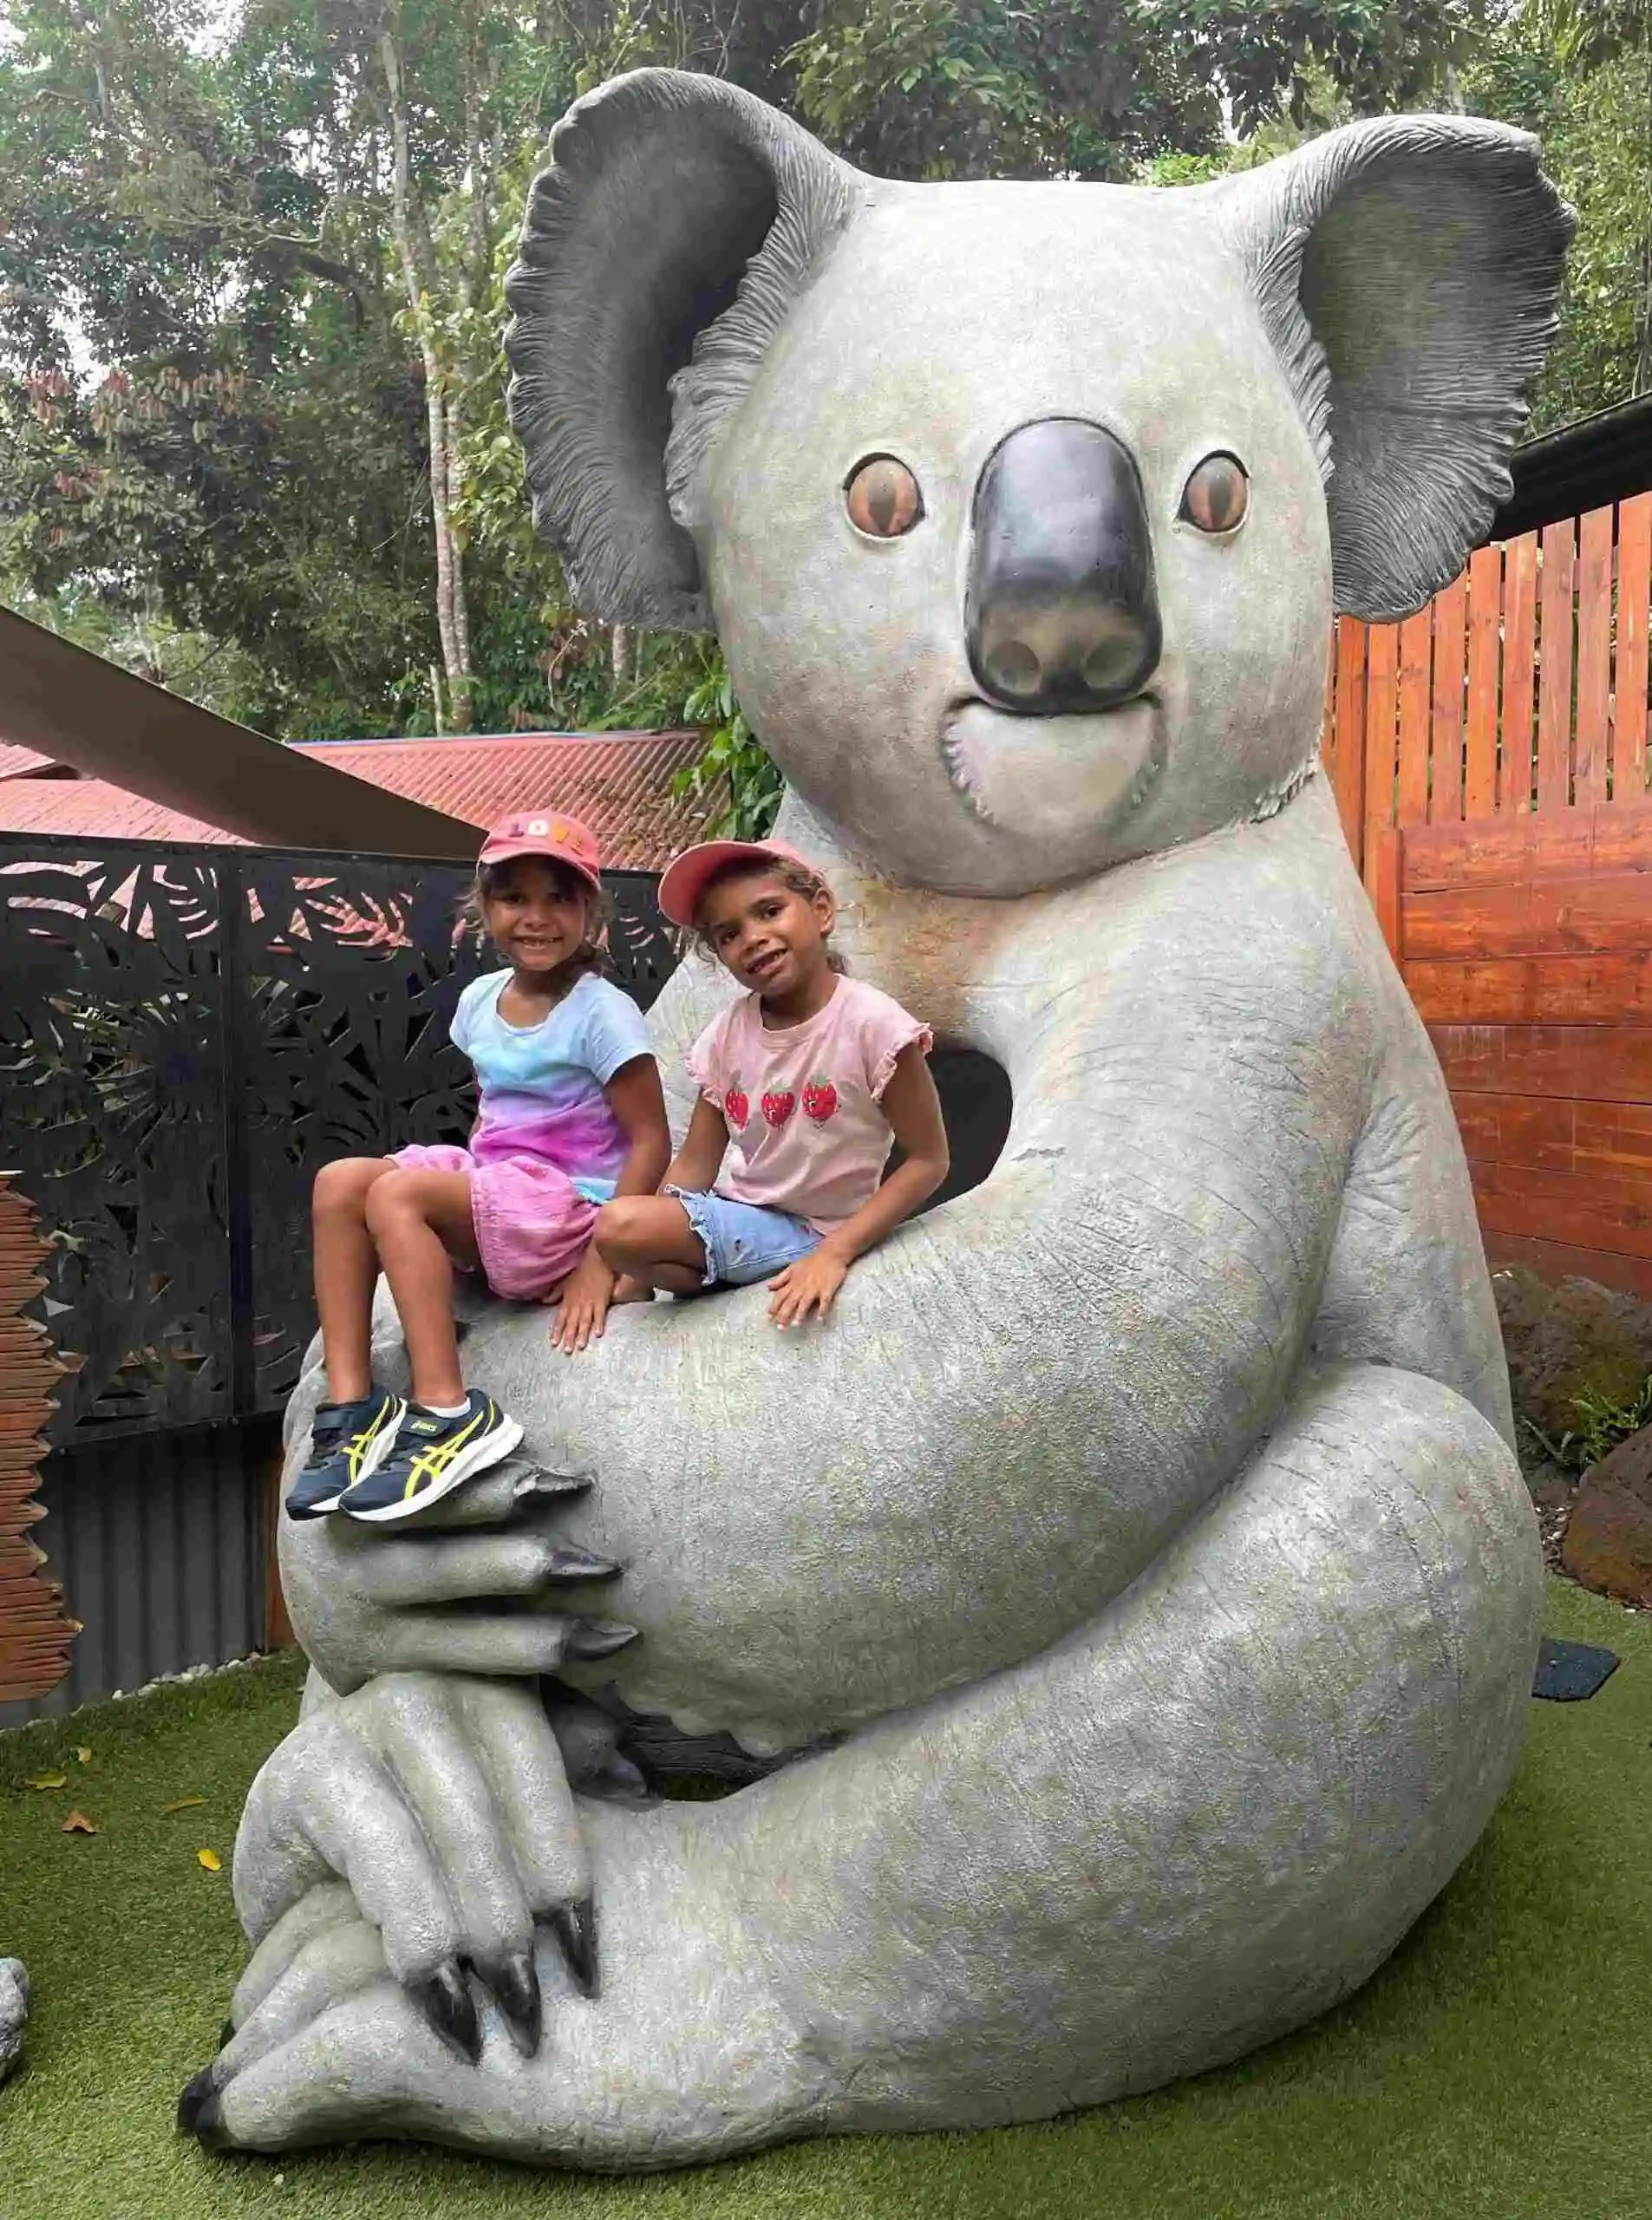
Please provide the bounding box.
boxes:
[2,1577,1649,2220]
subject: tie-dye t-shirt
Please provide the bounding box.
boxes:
[450,970,653,1201]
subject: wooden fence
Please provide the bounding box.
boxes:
[1322,492,1652,1296]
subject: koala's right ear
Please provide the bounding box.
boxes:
[505,69,858,631]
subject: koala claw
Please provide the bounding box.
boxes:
[540,1542,621,1582]
[382,1459,591,1532]
[175,2064,219,2138]
[546,1896,599,1999]
[480,1946,543,2056]
[411,1959,480,2065]
[564,1620,639,1662]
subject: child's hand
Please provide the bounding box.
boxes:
[546,1253,617,1354]
[767,1247,850,1329]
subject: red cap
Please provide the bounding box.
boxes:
[656,838,808,928]
[476,810,603,894]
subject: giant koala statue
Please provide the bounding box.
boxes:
[184,70,1570,2166]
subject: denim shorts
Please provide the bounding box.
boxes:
[665,1186,822,1289]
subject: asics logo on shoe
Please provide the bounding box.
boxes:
[396,1401,501,1501]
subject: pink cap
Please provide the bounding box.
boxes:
[656,838,808,928]
[476,810,603,893]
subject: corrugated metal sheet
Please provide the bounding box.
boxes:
[0,730,729,871]
[0,1420,278,1727]
[0,744,55,780]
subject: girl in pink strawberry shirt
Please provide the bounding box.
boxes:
[594,839,950,1327]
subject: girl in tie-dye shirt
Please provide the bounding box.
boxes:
[284,810,670,1528]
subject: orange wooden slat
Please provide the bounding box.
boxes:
[1453,1092,1580,1174]
[1617,491,1652,802]
[1468,1156,1652,1262]
[1365,821,1401,959]
[1402,801,1652,891]
[1364,620,1399,844]
[1407,950,1652,1026]
[1329,618,1368,867]
[1574,503,1614,805]
[1403,869,1652,960]
[1431,572,1467,823]
[1396,608,1433,826]
[1536,519,1577,813]
[1451,1090,1652,1182]
[1464,545,1502,817]
[1502,532,1539,813]
[1483,1231,1652,1302]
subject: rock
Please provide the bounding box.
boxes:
[0,1957,29,2082]
[1493,1267,1652,1446]
[1561,1425,1652,1606]
[1517,1443,1575,1512]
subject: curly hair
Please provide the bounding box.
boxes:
[689,854,847,975]
[460,856,615,983]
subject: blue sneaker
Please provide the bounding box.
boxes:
[285,1388,407,1520]
[338,1390,523,1525]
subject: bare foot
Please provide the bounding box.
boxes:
[610,1275,656,1306]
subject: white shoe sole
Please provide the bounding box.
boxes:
[343,1414,523,1525]
[286,1400,408,1519]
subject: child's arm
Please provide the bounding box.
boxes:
[604,1055,674,1202]
[549,1055,672,1352]
[662,1094,731,1195]
[768,1042,950,1329]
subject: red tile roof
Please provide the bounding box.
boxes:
[0,730,727,871]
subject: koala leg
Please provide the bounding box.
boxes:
[196,1361,1538,2167]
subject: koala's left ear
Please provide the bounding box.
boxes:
[1214,116,1573,621]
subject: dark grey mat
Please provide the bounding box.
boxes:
[1532,1636,1621,1702]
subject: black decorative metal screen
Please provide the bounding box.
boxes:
[0,835,678,1443]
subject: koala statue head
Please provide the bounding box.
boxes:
[506,71,1569,898]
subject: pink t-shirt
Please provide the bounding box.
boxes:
[687,976,934,1232]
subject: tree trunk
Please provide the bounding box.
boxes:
[379,27,474,735]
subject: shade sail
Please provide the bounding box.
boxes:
[0,606,480,859]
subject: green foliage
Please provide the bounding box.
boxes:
[671,655,785,839]
[1523,1373,1652,1477]
[0,0,1641,773]
[1462,8,1652,431]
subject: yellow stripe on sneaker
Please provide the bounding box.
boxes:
[399,1402,493,1500]
[343,1401,393,1483]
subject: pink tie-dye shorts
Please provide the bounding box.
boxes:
[391,1144,598,1302]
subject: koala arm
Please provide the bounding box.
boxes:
[281,819,1384,1752]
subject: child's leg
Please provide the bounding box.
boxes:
[312,1158,401,1402]
[362,1168,482,1408]
[593,1195,708,1296]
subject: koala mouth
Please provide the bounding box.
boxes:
[940,696,1166,836]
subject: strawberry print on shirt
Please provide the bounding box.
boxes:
[803,1073,838,1124]
[686,976,933,1232]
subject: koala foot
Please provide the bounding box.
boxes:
[202,1673,597,2095]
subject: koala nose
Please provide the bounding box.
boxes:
[966,420,1162,714]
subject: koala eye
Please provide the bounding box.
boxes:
[1179,453,1249,535]
[846,455,924,539]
